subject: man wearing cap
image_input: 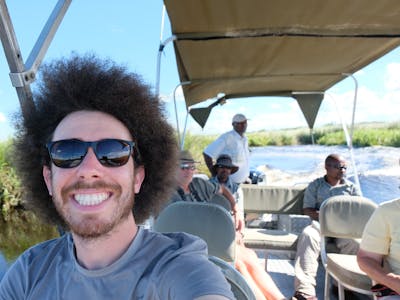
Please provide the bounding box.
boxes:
[203,114,250,184]
[209,154,243,213]
[170,150,243,232]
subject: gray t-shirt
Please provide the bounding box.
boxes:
[0,227,233,300]
[303,176,361,210]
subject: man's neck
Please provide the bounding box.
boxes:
[72,214,138,270]
[217,177,228,185]
[234,129,243,137]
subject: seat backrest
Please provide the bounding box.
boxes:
[209,193,232,211]
[209,256,256,300]
[319,195,377,239]
[242,185,305,214]
[154,201,236,262]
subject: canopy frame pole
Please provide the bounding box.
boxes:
[155,35,176,97]
[0,0,71,119]
[181,109,190,150]
[329,74,362,195]
[173,81,191,147]
[342,72,362,195]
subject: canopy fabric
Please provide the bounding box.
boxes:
[164,0,400,129]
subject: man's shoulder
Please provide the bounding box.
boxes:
[2,235,69,282]
[378,197,400,210]
[20,235,68,260]
[140,230,233,299]
[306,176,326,188]
[192,176,216,187]
[143,229,207,252]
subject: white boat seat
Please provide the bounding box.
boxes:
[243,228,298,252]
[320,195,378,300]
[327,254,372,291]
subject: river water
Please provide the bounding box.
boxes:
[250,145,400,204]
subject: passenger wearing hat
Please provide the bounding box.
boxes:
[169,150,243,232]
[203,113,250,184]
[209,154,287,300]
[210,154,243,213]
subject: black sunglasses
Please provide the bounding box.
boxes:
[46,139,137,168]
[328,164,347,171]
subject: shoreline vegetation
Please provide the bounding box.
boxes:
[1,121,399,261]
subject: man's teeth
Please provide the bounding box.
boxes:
[74,193,108,206]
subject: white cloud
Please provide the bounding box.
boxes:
[384,63,400,91]
[0,112,6,123]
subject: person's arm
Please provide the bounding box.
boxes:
[203,152,215,176]
[220,185,243,232]
[357,248,400,294]
[303,207,319,221]
[302,179,319,220]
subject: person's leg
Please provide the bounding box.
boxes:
[235,258,267,300]
[235,244,285,300]
[293,223,320,298]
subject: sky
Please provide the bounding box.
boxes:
[0,1,399,141]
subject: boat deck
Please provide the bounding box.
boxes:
[255,251,372,300]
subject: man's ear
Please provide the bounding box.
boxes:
[134,166,145,194]
[43,165,53,196]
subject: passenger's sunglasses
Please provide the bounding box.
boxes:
[180,163,196,171]
[328,164,347,171]
[46,139,137,168]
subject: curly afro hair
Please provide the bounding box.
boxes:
[13,53,178,227]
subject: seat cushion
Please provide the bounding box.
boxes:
[327,253,372,291]
[243,228,298,251]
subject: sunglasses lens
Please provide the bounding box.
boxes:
[49,139,87,168]
[47,139,133,168]
[180,163,195,170]
[96,139,131,167]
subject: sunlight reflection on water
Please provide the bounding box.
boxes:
[251,145,400,204]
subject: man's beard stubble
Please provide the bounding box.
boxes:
[54,180,134,240]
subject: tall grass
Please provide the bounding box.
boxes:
[0,139,58,262]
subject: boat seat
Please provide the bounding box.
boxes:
[153,201,236,263]
[209,255,256,300]
[243,228,299,253]
[320,195,378,300]
[209,193,232,212]
[241,185,306,257]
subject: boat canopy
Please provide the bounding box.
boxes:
[162,0,400,129]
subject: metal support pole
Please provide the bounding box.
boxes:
[0,0,71,119]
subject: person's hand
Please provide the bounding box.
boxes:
[386,273,400,295]
[303,208,319,221]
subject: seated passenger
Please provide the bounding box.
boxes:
[293,154,361,300]
[357,197,400,299]
[209,154,244,214]
[170,150,243,231]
